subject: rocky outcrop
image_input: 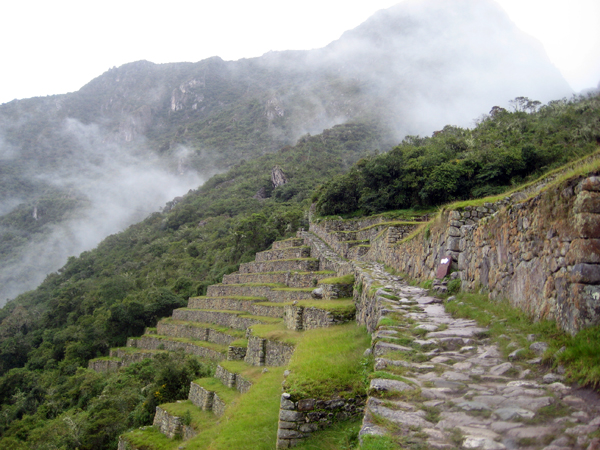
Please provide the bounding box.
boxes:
[271,166,288,188]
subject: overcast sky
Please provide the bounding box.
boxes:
[1,0,599,105]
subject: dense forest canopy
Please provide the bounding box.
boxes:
[314,95,600,216]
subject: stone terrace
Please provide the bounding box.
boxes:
[102,235,357,446]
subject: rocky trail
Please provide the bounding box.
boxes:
[357,262,600,450]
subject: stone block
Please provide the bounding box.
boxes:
[276,438,291,449]
[297,399,315,411]
[566,239,600,264]
[580,176,600,192]
[449,210,461,220]
[277,429,306,439]
[574,191,600,214]
[278,421,297,430]
[574,213,600,238]
[447,237,460,252]
[571,264,600,284]
[447,226,461,237]
[299,423,319,433]
[279,409,305,422]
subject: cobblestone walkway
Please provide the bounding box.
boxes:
[358,263,600,450]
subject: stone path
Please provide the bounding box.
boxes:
[358,262,600,450]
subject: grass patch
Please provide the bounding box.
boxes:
[523,401,571,424]
[293,418,361,450]
[284,323,371,399]
[359,434,399,450]
[161,400,220,429]
[249,322,303,344]
[121,427,179,450]
[185,367,286,450]
[318,274,356,285]
[379,293,400,301]
[228,338,248,347]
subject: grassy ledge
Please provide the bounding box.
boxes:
[319,274,355,285]
[283,323,371,399]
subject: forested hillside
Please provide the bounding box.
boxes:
[315,95,600,216]
[0,91,598,449]
[0,0,572,302]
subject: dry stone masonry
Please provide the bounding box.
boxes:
[353,261,600,450]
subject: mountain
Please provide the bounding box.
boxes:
[0,0,571,303]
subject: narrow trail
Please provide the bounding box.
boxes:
[357,262,600,450]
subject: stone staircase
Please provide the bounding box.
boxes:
[96,235,357,447]
[309,215,421,260]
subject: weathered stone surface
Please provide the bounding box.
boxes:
[574,190,600,214]
[572,264,600,284]
[369,378,414,393]
[494,407,535,420]
[489,362,513,376]
[567,239,600,264]
[530,341,550,355]
[575,213,600,238]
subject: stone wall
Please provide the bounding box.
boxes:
[272,238,304,250]
[298,231,353,275]
[255,246,310,262]
[244,335,294,366]
[188,297,285,318]
[188,382,227,417]
[239,259,320,274]
[283,305,354,331]
[206,284,271,298]
[189,382,215,410]
[171,309,263,330]
[319,282,353,300]
[360,174,600,335]
[156,321,237,346]
[88,358,121,373]
[309,218,418,259]
[227,345,247,361]
[152,406,196,440]
[222,271,333,288]
[215,364,252,394]
[132,335,224,360]
[276,393,366,449]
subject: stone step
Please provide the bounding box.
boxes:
[127,334,228,360]
[221,270,335,287]
[272,238,305,250]
[206,284,273,298]
[153,404,198,440]
[156,318,245,345]
[187,297,285,318]
[88,357,122,373]
[188,377,238,417]
[172,308,282,330]
[204,285,314,303]
[89,347,168,373]
[245,333,295,366]
[214,363,253,394]
[239,258,319,274]
[348,244,371,259]
[254,246,310,262]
